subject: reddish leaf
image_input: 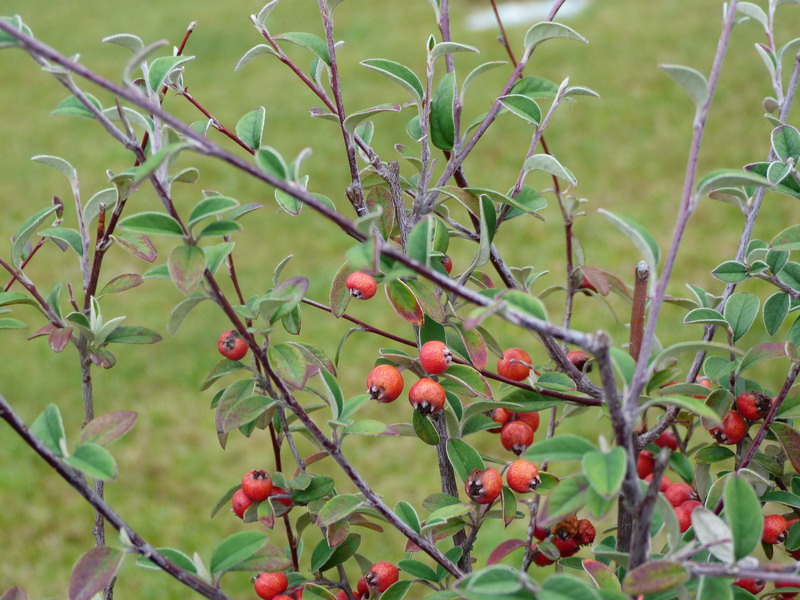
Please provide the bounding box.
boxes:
[365,186,395,239]
[28,322,56,339]
[68,547,124,600]
[113,231,157,262]
[168,245,205,295]
[295,450,329,476]
[327,520,350,547]
[622,560,689,595]
[385,279,423,326]
[455,324,488,370]
[79,411,138,446]
[99,273,143,296]
[329,262,355,318]
[771,421,800,473]
[0,588,29,600]
[405,279,445,323]
[48,327,72,352]
[580,266,611,295]
[583,559,621,591]
[487,539,527,565]
[348,513,384,533]
[268,343,309,389]
[89,349,116,369]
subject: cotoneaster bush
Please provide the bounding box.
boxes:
[2,1,800,600]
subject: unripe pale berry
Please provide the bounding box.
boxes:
[497,348,531,381]
[231,488,253,519]
[500,421,534,455]
[367,364,404,403]
[708,411,747,445]
[637,450,655,478]
[506,459,541,493]
[242,470,273,502]
[674,505,692,533]
[566,349,591,372]
[218,330,248,361]
[254,572,289,600]
[763,514,789,544]
[346,272,377,300]
[366,562,399,592]
[734,579,765,595]
[736,390,773,421]
[664,482,698,507]
[465,467,502,504]
[487,407,513,433]
[515,411,540,433]
[419,340,452,374]
[408,378,446,416]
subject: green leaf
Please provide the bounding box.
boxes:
[660,64,708,108]
[188,196,239,229]
[52,93,103,119]
[640,395,722,425]
[395,501,421,533]
[772,125,800,162]
[582,447,626,499]
[361,58,424,103]
[539,475,588,526]
[398,559,437,581]
[499,94,541,125]
[30,403,67,457]
[523,154,577,186]
[319,533,361,572]
[276,32,331,65]
[695,445,735,463]
[268,343,308,389]
[317,494,362,527]
[136,548,197,573]
[504,290,548,322]
[147,55,194,92]
[523,22,588,52]
[724,292,759,342]
[114,231,157,263]
[684,307,727,326]
[0,318,25,329]
[696,576,733,600]
[39,227,83,256]
[407,217,434,267]
[12,205,58,268]
[622,560,689,595]
[525,434,594,462]
[168,293,207,336]
[343,104,402,135]
[456,565,524,596]
[216,395,276,434]
[209,531,266,574]
[98,273,143,297]
[430,71,456,151]
[256,146,289,180]
[380,581,412,600]
[598,209,660,268]
[539,575,602,600]
[764,292,790,336]
[292,475,335,504]
[68,546,124,600]
[385,280,423,326]
[446,438,485,482]
[119,212,184,237]
[772,225,800,251]
[696,169,771,199]
[167,245,205,295]
[737,342,786,374]
[31,154,77,182]
[724,475,763,560]
[197,220,242,238]
[430,41,478,63]
[65,443,117,480]
[235,44,279,71]
[412,410,440,445]
[105,325,162,344]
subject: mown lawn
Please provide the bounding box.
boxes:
[0,0,798,597]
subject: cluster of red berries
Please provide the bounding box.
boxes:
[332,562,400,599]
[703,390,774,445]
[253,572,300,600]
[487,407,539,455]
[464,460,541,505]
[530,515,596,566]
[231,470,292,519]
[733,516,800,598]
[735,577,800,598]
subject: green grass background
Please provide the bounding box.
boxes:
[0,0,799,597]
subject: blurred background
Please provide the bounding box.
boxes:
[0,0,798,597]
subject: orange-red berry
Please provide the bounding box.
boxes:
[441,255,453,274]
[231,488,253,519]
[218,330,248,361]
[674,505,692,533]
[273,596,294,600]
[419,340,452,374]
[708,411,747,445]
[736,391,773,421]
[637,450,655,478]
[408,378,446,416]
[763,514,789,544]
[346,272,377,300]
[254,572,289,600]
[654,431,679,451]
[644,473,670,493]
[356,577,369,598]
[465,467,502,504]
[506,459,541,493]
[576,519,596,546]
[664,483,698,507]
[533,524,550,541]
[566,349,591,372]
[367,365,404,403]
[366,562,399,592]
[515,411,541,433]
[681,500,702,514]
[500,420,534,455]
[734,579,766,595]
[242,470,273,502]
[497,348,531,381]
[551,536,579,558]
[487,407,513,433]
[270,486,292,509]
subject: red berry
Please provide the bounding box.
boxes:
[654,431,679,451]
[334,592,348,600]
[273,596,294,600]
[254,572,289,600]
[566,349,591,372]
[693,377,714,398]
[441,255,453,274]
[708,411,747,445]
[775,579,800,598]
[408,378,446,416]
[270,485,293,509]
[500,420,534,455]
[487,407,513,433]
[367,365,404,403]
[734,579,766,595]
[366,562,399,593]
[497,348,531,381]
[664,483,698,507]
[506,459,541,493]
[681,500,702,515]
[356,577,369,598]
[763,514,789,544]
[644,473,670,493]
[552,536,579,558]
[637,450,655,478]
[736,391,773,421]
[465,467,502,504]
[532,545,555,566]
[576,519,596,546]
[231,488,253,519]
[218,330,248,361]
[242,470,273,502]
[674,505,692,533]
[515,411,541,433]
[346,272,377,300]
[533,524,550,541]
[419,341,452,374]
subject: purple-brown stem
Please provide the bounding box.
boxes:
[629,261,650,362]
